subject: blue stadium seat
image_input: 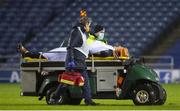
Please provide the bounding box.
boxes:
[0,0,180,67]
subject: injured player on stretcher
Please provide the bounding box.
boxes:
[17,41,129,61]
[17,25,129,61]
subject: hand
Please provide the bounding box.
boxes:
[68,61,76,68]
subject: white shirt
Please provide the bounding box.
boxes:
[41,40,115,61]
[41,47,66,61]
[88,40,114,54]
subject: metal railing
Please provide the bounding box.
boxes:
[141,56,174,69]
[0,54,20,71]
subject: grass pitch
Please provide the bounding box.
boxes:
[0,83,180,110]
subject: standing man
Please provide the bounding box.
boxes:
[52,16,99,105]
[66,16,97,106]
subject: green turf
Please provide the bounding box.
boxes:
[0,83,180,110]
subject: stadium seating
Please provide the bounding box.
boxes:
[26,0,180,56]
[0,0,180,68]
[0,0,67,54]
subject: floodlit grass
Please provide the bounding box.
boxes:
[0,83,180,110]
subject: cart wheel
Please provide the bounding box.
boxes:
[68,98,82,105]
[46,87,69,105]
[156,88,166,105]
[153,85,167,105]
[132,83,156,105]
[151,83,167,105]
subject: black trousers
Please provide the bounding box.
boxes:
[24,51,46,59]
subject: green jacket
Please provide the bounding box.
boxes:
[87,33,108,45]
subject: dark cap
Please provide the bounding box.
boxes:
[94,25,104,33]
